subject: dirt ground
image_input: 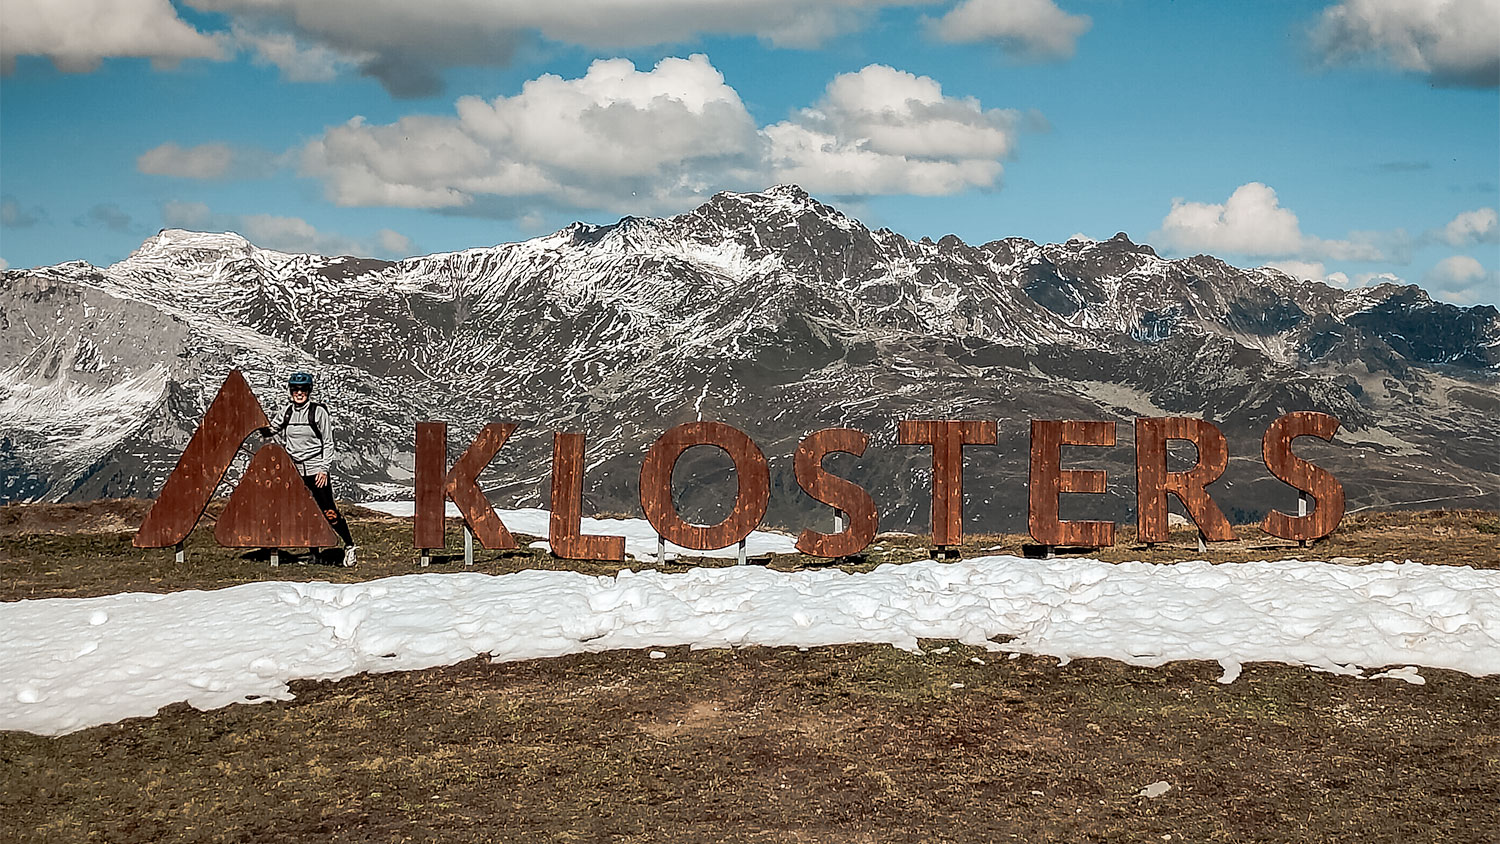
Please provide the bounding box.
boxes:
[1,504,1497,842]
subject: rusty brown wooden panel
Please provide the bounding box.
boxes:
[1260,411,1345,541]
[443,422,519,550]
[898,419,997,546]
[1029,420,1116,547]
[1135,417,1233,543]
[550,432,625,561]
[136,369,271,548]
[639,421,769,551]
[413,421,448,549]
[214,444,340,548]
[793,428,878,558]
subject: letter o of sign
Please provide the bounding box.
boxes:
[639,422,770,551]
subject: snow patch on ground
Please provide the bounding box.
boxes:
[2,556,1496,736]
[360,502,799,561]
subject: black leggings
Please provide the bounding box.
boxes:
[303,475,355,547]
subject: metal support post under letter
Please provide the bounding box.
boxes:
[270,550,279,568]
[1298,492,1309,548]
[174,542,185,564]
[657,535,666,565]
[834,508,846,534]
[1197,532,1207,554]
[420,551,430,568]
[737,538,747,566]
[464,524,474,566]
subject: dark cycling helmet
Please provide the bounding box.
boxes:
[288,372,314,391]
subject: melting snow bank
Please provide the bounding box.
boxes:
[3,556,1498,736]
[357,503,798,561]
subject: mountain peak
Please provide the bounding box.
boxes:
[762,184,811,201]
[686,184,864,240]
[126,229,273,269]
[128,229,257,260]
[702,184,820,212]
[1091,231,1157,257]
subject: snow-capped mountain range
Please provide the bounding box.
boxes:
[4,185,1497,532]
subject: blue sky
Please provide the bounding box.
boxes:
[2,0,1497,304]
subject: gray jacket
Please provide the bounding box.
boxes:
[276,402,335,476]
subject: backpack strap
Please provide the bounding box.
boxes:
[275,405,294,434]
[308,402,325,441]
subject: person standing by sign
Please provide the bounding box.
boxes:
[271,371,358,566]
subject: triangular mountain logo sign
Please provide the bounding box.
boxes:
[134,370,339,549]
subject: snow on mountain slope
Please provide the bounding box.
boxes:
[3,186,1497,530]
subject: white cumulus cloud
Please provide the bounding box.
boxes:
[182,0,917,96]
[376,228,414,256]
[1424,255,1499,304]
[766,64,1020,194]
[1263,262,1409,291]
[1,0,225,72]
[1156,182,1396,262]
[4,0,923,94]
[137,142,277,180]
[926,0,1091,60]
[302,55,764,212]
[160,200,414,258]
[231,23,366,82]
[188,0,905,51]
[1263,260,1332,283]
[299,56,1025,215]
[1438,207,1499,246]
[1,196,44,228]
[1310,0,1500,88]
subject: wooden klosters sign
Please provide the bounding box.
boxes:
[135,371,1345,561]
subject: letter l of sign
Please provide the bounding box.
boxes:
[549,432,625,561]
[414,422,519,550]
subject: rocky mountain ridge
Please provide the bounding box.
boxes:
[4,185,1496,533]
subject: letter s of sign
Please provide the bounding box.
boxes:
[794,428,878,557]
[1260,411,1345,541]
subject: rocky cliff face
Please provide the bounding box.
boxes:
[4,185,1497,532]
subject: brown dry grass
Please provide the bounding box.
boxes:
[1,504,1497,842]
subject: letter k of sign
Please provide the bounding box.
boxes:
[135,370,340,549]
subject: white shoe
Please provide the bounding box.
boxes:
[342,545,358,568]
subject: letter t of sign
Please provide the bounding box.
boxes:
[414,422,519,550]
[898,420,997,547]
